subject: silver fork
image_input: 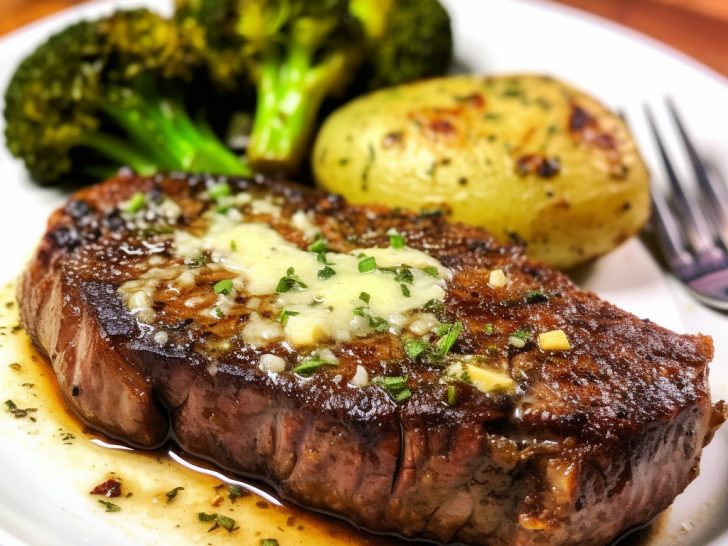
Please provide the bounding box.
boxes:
[646,99,728,310]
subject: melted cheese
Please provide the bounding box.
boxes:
[174,212,451,347]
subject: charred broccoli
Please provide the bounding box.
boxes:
[3,9,250,185]
[175,0,452,174]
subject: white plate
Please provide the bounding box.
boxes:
[0,0,727,544]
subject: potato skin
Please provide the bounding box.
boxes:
[313,75,650,269]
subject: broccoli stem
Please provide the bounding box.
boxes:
[248,39,348,174]
[99,89,250,176]
[76,133,159,176]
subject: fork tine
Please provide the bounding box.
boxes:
[666,98,728,248]
[650,186,695,272]
[643,104,721,260]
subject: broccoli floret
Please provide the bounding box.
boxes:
[3,9,250,185]
[175,0,452,175]
[351,0,453,90]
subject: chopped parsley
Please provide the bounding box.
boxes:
[308,237,331,264]
[525,290,549,303]
[260,540,280,546]
[4,399,37,420]
[292,355,338,377]
[278,309,299,326]
[353,306,389,332]
[208,182,231,200]
[228,485,249,502]
[198,512,238,533]
[421,266,439,278]
[317,266,336,280]
[373,376,411,403]
[166,487,184,502]
[387,229,406,249]
[508,327,532,348]
[125,192,146,214]
[358,256,377,273]
[186,255,208,268]
[213,279,234,295]
[400,284,411,297]
[307,238,328,254]
[403,339,428,359]
[8,362,21,371]
[483,323,495,335]
[435,321,463,356]
[359,292,370,304]
[98,500,121,512]
[446,384,459,406]
[380,265,414,284]
[423,299,443,314]
[213,307,224,319]
[275,267,308,293]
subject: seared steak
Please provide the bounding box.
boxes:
[19,172,725,546]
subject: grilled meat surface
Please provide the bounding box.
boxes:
[19,173,725,546]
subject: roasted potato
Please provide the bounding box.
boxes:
[313,74,650,268]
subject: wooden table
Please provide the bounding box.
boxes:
[1,0,727,78]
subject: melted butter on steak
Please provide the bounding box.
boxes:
[115,184,515,392]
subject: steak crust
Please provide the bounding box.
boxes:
[19,172,725,546]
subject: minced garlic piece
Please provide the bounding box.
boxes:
[538,329,571,351]
[258,354,286,373]
[488,269,507,288]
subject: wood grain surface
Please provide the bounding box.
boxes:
[1,0,727,77]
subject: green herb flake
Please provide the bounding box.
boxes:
[483,323,495,335]
[353,305,388,332]
[260,540,280,546]
[396,267,414,284]
[508,327,532,348]
[197,512,238,533]
[317,266,336,280]
[358,256,377,273]
[99,500,121,513]
[276,267,308,293]
[307,238,328,254]
[60,431,75,442]
[213,279,234,296]
[387,229,406,249]
[446,384,459,406]
[525,290,549,303]
[125,192,146,214]
[373,376,411,403]
[230,240,238,251]
[278,310,299,326]
[400,284,411,297]
[214,307,224,319]
[166,486,184,502]
[8,362,21,371]
[208,182,232,200]
[228,485,249,502]
[423,299,443,313]
[403,339,428,360]
[421,266,439,278]
[292,356,337,377]
[4,399,37,419]
[436,321,463,356]
[359,292,370,304]
[187,255,208,269]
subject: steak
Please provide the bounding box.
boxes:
[19,172,726,546]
